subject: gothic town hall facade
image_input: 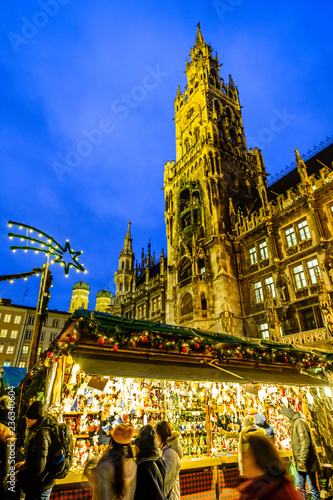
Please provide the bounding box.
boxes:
[70,26,333,350]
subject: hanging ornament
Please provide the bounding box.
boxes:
[47,351,54,359]
[237,353,242,359]
[158,343,163,349]
[181,346,187,353]
[194,343,200,349]
[141,336,148,343]
[68,335,76,343]
[113,346,119,352]
[306,361,311,368]
[55,357,60,363]
[131,332,135,336]
[98,338,105,345]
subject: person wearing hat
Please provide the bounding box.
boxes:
[97,401,113,446]
[133,424,166,500]
[16,401,56,500]
[280,406,320,500]
[238,414,267,476]
[86,423,137,500]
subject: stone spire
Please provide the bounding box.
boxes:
[121,221,133,255]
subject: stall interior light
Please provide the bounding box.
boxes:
[324,386,332,397]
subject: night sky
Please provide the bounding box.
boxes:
[1,0,332,312]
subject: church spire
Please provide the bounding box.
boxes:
[195,22,204,45]
[121,221,133,255]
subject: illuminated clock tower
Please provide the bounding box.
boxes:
[164,24,265,334]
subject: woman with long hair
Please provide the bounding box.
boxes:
[238,434,300,500]
[155,421,183,500]
[86,424,137,500]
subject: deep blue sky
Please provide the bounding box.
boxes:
[1,0,332,312]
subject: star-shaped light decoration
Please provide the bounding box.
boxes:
[8,221,86,276]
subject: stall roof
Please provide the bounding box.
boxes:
[72,349,327,386]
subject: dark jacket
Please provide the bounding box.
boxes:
[0,423,13,499]
[134,456,166,500]
[290,414,320,472]
[17,416,55,496]
[238,474,301,500]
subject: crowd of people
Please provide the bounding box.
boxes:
[0,398,323,500]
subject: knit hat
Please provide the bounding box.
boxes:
[133,424,158,449]
[26,401,44,419]
[243,415,255,427]
[112,424,134,445]
[280,406,296,420]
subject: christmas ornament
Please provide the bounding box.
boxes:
[69,335,76,343]
[47,351,54,358]
[98,338,105,345]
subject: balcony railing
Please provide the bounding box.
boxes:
[280,328,330,346]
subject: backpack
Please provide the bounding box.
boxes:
[38,419,73,479]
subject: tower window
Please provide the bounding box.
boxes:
[201,293,207,311]
[122,262,125,269]
[259,323,269,339]
[198,258,205,274]
[119,283,123,292]
[179,258,192,282]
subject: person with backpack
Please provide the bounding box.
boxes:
[16,401,58,500]
[155,421,183,500]
[133,425,166,500]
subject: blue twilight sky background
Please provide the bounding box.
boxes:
[1,0,333,312]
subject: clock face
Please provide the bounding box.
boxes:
[186,107,195,120]
[184,103,197,124]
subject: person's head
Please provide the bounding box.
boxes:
[280,406,296,421]
[25,401,44,429]
[133,425,159,459]
[111,423,134,447]
[242,434,285,479]
[0,395,10,424]
[155,420,172,448]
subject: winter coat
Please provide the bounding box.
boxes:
[290,414,320,472]
[238,474,301,500]
[134,455,166,500]
[17,416,55,496]
[162,432,183,500]
[89,449,137,500]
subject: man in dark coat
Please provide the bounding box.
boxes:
[16,401,55,500]
[281,406,320,500]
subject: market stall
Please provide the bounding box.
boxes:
[27,310,333,500]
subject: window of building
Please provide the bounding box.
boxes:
[50,333,56,342]
[259,323,269,339]
[297,220,311,241]
[121,262,125,269]
[10,330,18,339]
[14,315,22,324]
[25,331,32,340]
[19,362,26,368]
[249,247,257,265]
[180,293,193,316]
[0,343,4,354]
[0,329,8,338]
[293,264,307,290]
[151,297,157,312]
[3,361,11,367]
[6,344,15,355]
[198,258,205,274]
[285,226,297,248]
[259,241,268,260]
[201,293,207,311]
[254,282,263,303]
[299,307,323,331]
[40,332,45,341]
[119,283,123,292]
[22,345,29,355]
[307,258,321,284]
[4,314,11,323]
[42,320,47,326]
[37,347,42,356]
[28,317,34,325]
[264,277,276,298]
[52,320,59,328]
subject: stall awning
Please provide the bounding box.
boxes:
[1,366,27,388]
[72,350,327,387]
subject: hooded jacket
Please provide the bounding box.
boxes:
[17,416,55,496]
[162,432,183,500]
[238,474,301,500]
[254,413,274,439]
[238,419,266,476]
[134,454,166,500]
[290,413,320,472]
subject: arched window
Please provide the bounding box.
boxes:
[237,206,245,225]
[198,258,205,274]
[195,81,199,88]
[121,262,125,270]
[179,258,192,282]
[226,107,232,120]
[201,293,207,310]
[214,100,221,114]
[180,293,193,316]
